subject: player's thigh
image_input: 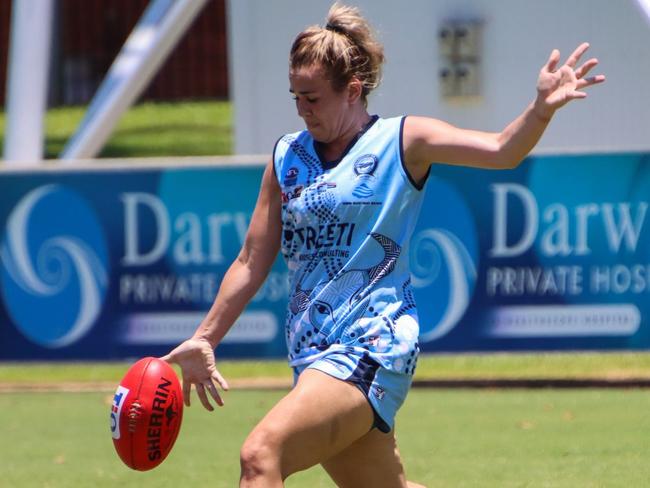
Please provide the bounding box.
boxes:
[241,368,374,478]
[321,428,410,488]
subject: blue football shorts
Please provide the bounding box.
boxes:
[292,349,413,433]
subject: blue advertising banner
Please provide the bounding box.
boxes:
[0,165,288,360]
[412,153,650,352]
[0,153,648,359]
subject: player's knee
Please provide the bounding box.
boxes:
[239,429,280,481]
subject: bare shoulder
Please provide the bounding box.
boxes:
[261,158,281,193]
[403,114,455,138]
[402,115,455,174]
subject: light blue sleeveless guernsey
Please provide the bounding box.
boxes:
[273,115,427,430]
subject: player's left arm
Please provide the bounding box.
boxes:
[403,42,605,180]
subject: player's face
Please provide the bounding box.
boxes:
[289,64,352,143]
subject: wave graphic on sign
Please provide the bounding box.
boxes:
[0,185,108,348]
[410,228,477,341]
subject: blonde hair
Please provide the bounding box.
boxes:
[289,3,385,105]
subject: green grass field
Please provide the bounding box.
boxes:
[2,352,650,385]
[1,355,650,487]
[2,387,649,487]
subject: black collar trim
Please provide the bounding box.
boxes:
[313,115,379,170]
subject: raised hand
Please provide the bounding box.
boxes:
[161,337,229,411]
[535,42,605,119]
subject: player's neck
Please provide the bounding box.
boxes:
[321,111,372,162]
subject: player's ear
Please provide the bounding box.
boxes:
[347,77,363,104]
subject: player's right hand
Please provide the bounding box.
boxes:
[161,337,229,411]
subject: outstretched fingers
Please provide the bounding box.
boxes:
[564,42,590,68]
[568,89,588,100]
[182,379,192,407]
[205,380,225,407]
[574,55,606,91]
[575,57,599,79]
[212,369,230,391]
[539,42,604,108]
[576,73,606,90]
[195,383,214,411]
[544,48,561,73]
[568,73,606,100]
[183,376,227,410]
[158,338,227,411]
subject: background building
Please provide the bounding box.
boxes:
[0,0,228,106]
[229,0,650,155]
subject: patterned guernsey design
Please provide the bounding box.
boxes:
[273,116,426,376]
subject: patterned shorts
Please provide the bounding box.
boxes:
[292,349,413,433]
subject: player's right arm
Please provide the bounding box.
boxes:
[162,159,282,410]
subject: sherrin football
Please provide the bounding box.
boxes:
[110,357,183,471]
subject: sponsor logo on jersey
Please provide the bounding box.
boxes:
[314,181,337,192]
[373,385,386,400]
[287,222,356,251]
[282,185,304,203]
[284,167,300,186]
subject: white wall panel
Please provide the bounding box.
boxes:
[229,0,650,155]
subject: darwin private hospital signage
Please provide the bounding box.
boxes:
[0,152,649,359]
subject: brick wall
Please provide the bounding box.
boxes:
[0,0,228,106]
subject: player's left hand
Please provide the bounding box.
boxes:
[534,42,605,119]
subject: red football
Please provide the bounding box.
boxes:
[110,357,183,471]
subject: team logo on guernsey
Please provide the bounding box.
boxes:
[353,154,378,177]
[284,167,300,186]
[353,182,374,199]
[353,154,378,198]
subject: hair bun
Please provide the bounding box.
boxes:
[290,3,385,107]
[325,22,347,36]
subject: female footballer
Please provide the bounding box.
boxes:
[162,3,604,486]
